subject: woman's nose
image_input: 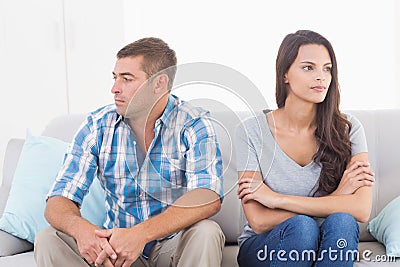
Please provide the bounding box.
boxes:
[315,70,326,81]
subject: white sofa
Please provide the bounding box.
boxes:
[0,110,399,266]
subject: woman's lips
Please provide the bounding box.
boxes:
[311,86,325,92]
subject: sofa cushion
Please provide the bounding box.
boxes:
[0,251,36,265]
[0,230,33,257]
[368,195,400,257]
[0,132,106,244]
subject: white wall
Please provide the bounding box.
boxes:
[124,0,399,110]
[0,0,69,186]
[397,0,400,101]
[63,1,125,114]
[0,0,125,185]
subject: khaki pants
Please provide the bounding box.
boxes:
[34,219,225,267]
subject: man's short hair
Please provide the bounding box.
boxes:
[117,37,177,90]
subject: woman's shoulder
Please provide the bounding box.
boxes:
[342,112,364,129]
[235,110,273,144]
[237,110,269,130]
[341,112,368,153]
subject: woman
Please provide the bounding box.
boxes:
[236,30,375,266]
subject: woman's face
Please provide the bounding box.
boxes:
[284,44,332,104]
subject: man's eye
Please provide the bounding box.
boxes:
[124,77,132,82]
[112,76,117,80]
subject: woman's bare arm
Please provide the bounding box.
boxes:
[238,153,374,229]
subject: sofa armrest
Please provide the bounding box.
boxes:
[0,186,10,221]
[0,138,32,257]
[0,139,24,216]
[0,230,33,257]
[2,139,25,188]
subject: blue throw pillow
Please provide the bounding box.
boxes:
[0,132,106,243]
[368,195,400,257]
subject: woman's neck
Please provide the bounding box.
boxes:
[275,99,317,132]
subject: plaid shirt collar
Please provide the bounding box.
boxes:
[115,94,179,129]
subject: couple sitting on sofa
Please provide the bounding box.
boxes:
[34,31,375,267]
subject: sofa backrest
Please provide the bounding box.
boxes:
[345,110,400,241]
[2,109,400,243]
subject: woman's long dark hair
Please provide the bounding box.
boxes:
[275,30,352,196]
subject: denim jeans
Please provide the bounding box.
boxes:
[237,212,360,267]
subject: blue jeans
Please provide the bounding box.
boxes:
[237,212,360,267]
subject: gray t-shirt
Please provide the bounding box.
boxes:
[235,110,368,247]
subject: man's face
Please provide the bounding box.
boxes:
[111,56,149,117]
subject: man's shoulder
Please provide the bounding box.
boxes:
[172,97,209,122]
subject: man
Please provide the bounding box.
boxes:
[34,37,225,267]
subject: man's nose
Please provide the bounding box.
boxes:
[111,81,121,94]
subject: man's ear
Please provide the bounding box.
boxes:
[154,74,169,94]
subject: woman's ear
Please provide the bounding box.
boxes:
[154,74,169,94]
[284,74,289,84]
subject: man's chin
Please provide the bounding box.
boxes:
[115,108,126,117]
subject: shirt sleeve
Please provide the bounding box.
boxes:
[235,117,261,172]
[47,115,99,207]
[182,115,224,200]
[347,114,368,155]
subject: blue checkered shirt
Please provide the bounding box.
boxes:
[48,95,223,230]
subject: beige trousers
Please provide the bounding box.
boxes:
[34,219,225,267]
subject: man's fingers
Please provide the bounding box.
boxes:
[104,258,115,267]
[101,242,117,260]
[122,259,135,267]
[95,250,110,267]
[115,257,125,267]
[82,253,92,264]
[84,251,97,265]
[95,229,113,238]
[94,236,117,267]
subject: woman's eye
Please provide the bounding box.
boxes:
[324,66,332,72]
[303,66,313,71]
